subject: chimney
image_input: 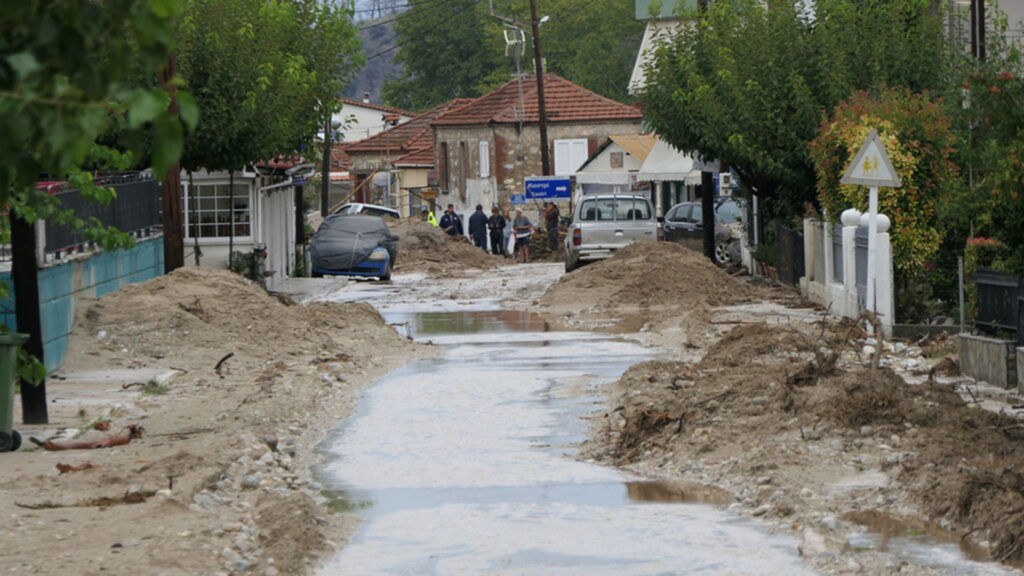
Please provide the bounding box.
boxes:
[363,92,371,104]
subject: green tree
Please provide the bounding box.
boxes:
[640,0,950,223]
[381,0,508,111]
[381,0,644,111]
[176,0,362,260]
[1,0,191,424]
[809,87,959,320]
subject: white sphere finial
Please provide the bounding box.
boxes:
[840,208,861,227]
[876,214,891,233]
[858,212,870,227]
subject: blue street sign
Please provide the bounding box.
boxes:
[524,177,571,201]
[510,194,528,205]
[292,176,305,186]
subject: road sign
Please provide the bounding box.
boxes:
[292,176,305,186]
[523,177,571,201]
[840,130,901,188]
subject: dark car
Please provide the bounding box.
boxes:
[310,214,398,280]
[662,198,744,265]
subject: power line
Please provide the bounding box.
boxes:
[357,0,466,31]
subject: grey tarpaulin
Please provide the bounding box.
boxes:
[310,214,398,271]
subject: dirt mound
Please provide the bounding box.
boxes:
[389,219,501,274]
[700,323,820,367]
[594,320,1024,566]
[64,267,403,370]
[538,241,755,334]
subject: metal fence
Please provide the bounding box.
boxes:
[776,223,805,286]
[44,173,161,256]
[855,226,868,307]
[975,268,1021,343]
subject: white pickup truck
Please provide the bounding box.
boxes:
[563,194,661,273]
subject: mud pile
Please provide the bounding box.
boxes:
[538,241,754,333]
[388,219,501,274]
[64,267,401,369]
[592,320,1024,566]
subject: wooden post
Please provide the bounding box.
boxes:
[159,55,184,272]
[321,114,332,217]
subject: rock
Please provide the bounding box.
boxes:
[752,504,771,516]
[258,451,275,466]
[860,425,874,437]
[336,373,348,382]
[222,522,242,533]
[865,337,878,347]
[862,345,876,357]
[799,529,829,558]
[906,346,922,358]
[240,476,261,490]
[756,476,772,485]
[892,342,907,354]
[822,514,840,532]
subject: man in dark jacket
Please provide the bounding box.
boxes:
[487,205,506,256]
[468,204,489,251]
[439,203,463,237]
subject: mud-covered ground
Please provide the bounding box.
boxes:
[4,237,1024,575]
[538,242,1024,575]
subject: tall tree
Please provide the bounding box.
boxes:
[640,0,950,223]
[381,0,643,110]
[1,0,191,424]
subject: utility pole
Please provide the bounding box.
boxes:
[11,216,46,424]
[529,0,550,176]
[321,114,331,216]
[159,54,184,272]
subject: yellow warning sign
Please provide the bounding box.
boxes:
[840,130,901,188]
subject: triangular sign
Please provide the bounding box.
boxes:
[840,130,902,188]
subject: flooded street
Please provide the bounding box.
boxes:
[315,303,813,575]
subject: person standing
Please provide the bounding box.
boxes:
[501,208,513,258]
[543,201,561,260]
[487,206,506,256]
[512,208,533,263]
[421,205,438,227]
[439,203,463,236]
[468,204,489,251]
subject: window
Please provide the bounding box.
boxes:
[554,139,589,175]
[609,151,624,169]
[479,141,490,178]
[439,142,450,192]
[579,197,651,222]
[184,183,252,240]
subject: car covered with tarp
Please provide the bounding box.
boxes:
[310,214,399,280]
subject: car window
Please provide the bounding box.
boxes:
[691,205,704,225]
[716,200,742,223]
[579,198,599,221]
[617,197,651,220]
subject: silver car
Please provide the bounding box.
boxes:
[563,194,661,273]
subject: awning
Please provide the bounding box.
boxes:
[574,172,634,186]
[637,139,701,184]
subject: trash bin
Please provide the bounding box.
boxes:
[0,333,29,452]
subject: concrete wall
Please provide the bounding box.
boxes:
[960,333,1017,389]
[0,236,164,372]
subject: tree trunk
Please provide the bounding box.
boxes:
[189,170,201,266]
[11,215,47,424]
[160,55,184,273]
[228,169,235,269]
[701,171,715,261]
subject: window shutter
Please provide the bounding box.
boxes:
[479,141,490,178]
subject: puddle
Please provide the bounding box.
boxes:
[625,480,733,506]
[845,510,1018,575]
[316,306,813,575]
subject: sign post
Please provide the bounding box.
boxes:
[840,130,901,316]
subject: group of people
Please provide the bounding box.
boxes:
[420,201,561,264]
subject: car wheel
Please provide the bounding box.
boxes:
[714,240,735,266]
[312,270,323,278]
[380,261,392,281]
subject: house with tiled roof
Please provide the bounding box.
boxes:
[332,95,415,143]
[430,74,643,216]
[344,99,472,216]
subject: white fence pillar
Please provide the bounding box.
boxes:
[875,230,894,334]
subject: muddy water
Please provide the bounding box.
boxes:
[317,309,812,575]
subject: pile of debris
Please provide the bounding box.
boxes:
[388,219,502,274]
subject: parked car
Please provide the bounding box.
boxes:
[332,202,401,219]
[662,197,744,266]
[563,194,661,273]
[310,214,398,280]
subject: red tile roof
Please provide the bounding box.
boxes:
[338,97,414,117]
[330,146,351,171]
[345,99,472,155]
[394,147,434,167]
[432,74,641,126]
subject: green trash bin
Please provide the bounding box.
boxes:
[0,333,29,452]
